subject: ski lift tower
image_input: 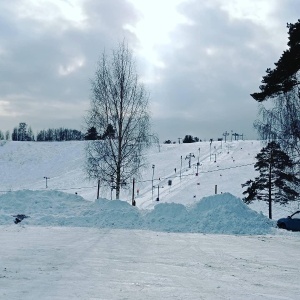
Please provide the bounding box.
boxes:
[185,153,195,168]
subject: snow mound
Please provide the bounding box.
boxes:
[187,193,274,234]
[0,190,274,234]
[144,202,189,232]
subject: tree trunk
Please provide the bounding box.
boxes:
[116,165,121,199]
[268,153,272,219]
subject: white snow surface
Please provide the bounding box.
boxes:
[0,140,300,299]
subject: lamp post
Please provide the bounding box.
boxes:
[43,176,50,188]
[156,178,160,201]
[152,164,155,200]
[180,156,182,181]
[197,148,200,175]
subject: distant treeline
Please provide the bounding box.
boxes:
[36,128,83,141]
[0,122,121,142]
[0,122,84,142]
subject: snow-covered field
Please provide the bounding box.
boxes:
[0,140,299,299]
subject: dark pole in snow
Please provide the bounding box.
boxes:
[43,176,50,188]
[132,178,136,206]
[152,164,155,200]
[97,179,100,199]
[180,156,182,181]
[156,178,160,201]
[196,148,200,176]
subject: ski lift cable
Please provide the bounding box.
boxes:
[135,162,255,183]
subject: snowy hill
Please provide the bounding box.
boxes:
[0,139,298,220]
[1,140,300,299]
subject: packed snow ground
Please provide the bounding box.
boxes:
[0,140,300,299]
[2,226,300,300]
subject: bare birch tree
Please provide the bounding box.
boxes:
[85,42,151,199]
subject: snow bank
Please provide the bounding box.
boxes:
[187,193,274,234]
[0,190,274,234]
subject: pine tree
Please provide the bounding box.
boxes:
[183,135,195,143]
[12,127,18,141]
[251,20,300,102]
[242,141,299,219]
[85,126,98,140]
[102,124,115,139]
[18,122,27,141]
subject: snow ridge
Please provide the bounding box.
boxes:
[0,190,274,234]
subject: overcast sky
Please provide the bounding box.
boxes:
[0,0,299,141]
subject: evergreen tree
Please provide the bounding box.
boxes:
[12,127,18,141]
[102,124,115,139]
[18,122,27,141]
[85,126,98,140]
[183,135,195,143]
[251,20,300,102]
[242,142,299,219]
[36,130,46,141]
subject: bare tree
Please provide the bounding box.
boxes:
[254,90,300,163]
[85,42,152,199]
[5,130,10,140]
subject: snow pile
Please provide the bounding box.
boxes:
[187,193,274,234]
[0,190,274,234]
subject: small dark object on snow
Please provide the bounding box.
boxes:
[13,214,29,224]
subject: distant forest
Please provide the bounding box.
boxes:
[0,122,120,142]
[0,122,84,142]
[1,123,243,143]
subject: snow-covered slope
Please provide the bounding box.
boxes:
[0,139,298,220]
[1,140,300,300]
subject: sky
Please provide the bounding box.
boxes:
[0,0,299,141]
